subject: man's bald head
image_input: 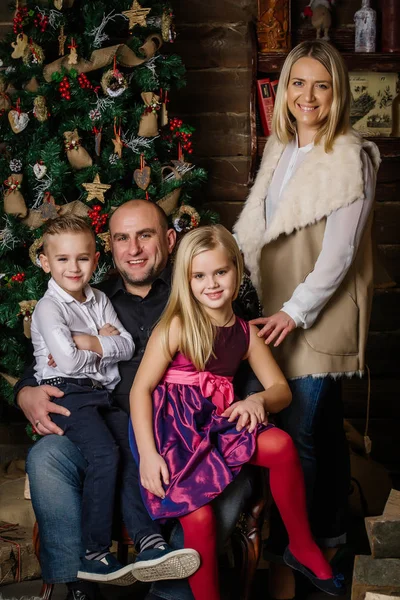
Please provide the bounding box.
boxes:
[109,199,168,235]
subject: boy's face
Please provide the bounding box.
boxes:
[40,232,100,301]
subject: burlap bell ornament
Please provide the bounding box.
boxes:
[138,92,161,137]
[23,199,89,230]
[3,174,28,218]
[18,300,38,339]
[0,76,11,111]
[64,129,93,170]
[157,165,182,215]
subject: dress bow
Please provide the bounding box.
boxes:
[198,372,235,415]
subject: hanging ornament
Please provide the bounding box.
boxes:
[171,204,200,233]
[97,231,111,253]
[93,126,102,157]
[67,38,78,65]
[101,59,127,98]
[13,5,29,35]
[133,154,151,190]
[157,165,182,215]
[24,77,40,93]
[161,10,175,42]
[89,108,101,122]
[8,100,29,134]
[11,32,28,59]
[160,88,169,127]
[34,12,49,33]
[82,173,111,204]
[63,129,93,170]
[112,119,124,158]
[33,96,48,122]
[18,300,38,339]
[58,26,67,56]
[3,174,28,218]
[39,191,59,221]
[11,272,26,283]
[23,39,45,66]
[122,0,151,30]
[9,158,22,173]
[33,161,47,180]
[138,92,161,137]
[0,76,11,111]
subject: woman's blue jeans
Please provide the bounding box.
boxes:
[267,376,351,555]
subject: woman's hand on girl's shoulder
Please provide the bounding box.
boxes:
[250,311,296,347]
[139,451,170,499]
[222,395,267,434]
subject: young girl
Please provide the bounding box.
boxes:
[129,225,345,598]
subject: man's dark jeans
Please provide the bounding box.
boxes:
[50,382,160,554]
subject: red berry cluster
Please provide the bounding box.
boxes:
[59,76,71,100]
[34,12,49,32]
[88,205,108,234]
[13,7,28,34]
[169,118,193,154]
[11,272,25,283]
[78,73,101,94]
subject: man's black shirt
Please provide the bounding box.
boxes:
[14,265,262,414]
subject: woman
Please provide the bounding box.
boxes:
[234,40,380,597]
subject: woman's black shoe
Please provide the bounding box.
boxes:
[283,548,346,596]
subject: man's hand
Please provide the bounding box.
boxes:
[250,311,296,347]
[139,451,170,499]
[17,385,70,436]
[222,395,268,433]
[72,334,103,355]
[98,323,120,337]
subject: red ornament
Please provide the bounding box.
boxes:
[59,75,71,100]
[13,6,28,34]
[88,205,108,234]
[34,12,49,32]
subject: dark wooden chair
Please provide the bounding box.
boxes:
[33,473,268,600]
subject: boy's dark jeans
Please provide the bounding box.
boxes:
[50,382,161,553]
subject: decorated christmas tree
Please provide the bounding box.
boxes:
[0,0,212,410]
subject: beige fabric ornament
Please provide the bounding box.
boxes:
[4,174,28,218]
[24,77,40,93]
[138,92,160,137]
[64,130,93,170]
[11,33,28,59]
[123,0,151,29]
[82,173,111,203]
[157,166,182,215]
[33,96,48,122]
[98,231,111,253]
[8,109,29,133]
[43,35,162,81]
[18,300,38,339]
[23,199,90,230]
[0,76,11,111]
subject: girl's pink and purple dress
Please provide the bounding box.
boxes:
[129,316,273,520]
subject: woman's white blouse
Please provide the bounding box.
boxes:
[266,138,376,329]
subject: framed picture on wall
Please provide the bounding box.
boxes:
[349,71,399,136]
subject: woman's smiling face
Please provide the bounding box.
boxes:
[286,56,333,134]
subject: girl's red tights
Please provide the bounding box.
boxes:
[179,427,333,600]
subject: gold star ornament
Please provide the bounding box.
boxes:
[123,1,151,29]
[82,174,111,204]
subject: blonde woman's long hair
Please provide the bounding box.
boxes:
[159,225,244,371]
[272,40,351,152]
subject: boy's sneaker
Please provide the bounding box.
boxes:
[131,545,200,582]
[77,553,136,586]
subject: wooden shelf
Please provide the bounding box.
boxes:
[258,52,400,73]
[257,135,400,158]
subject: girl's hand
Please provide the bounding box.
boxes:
[98,323,120,336]
[250,311,296,347]
[140,452,170,499]
[222,395,267,433]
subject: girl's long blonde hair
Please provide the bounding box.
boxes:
[159,225,244,371]
[272,40,351,152]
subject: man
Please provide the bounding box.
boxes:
[16,200,261,600]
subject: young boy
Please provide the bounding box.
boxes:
[31,215,200,586]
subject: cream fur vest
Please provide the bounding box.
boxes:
[234,130,381,378]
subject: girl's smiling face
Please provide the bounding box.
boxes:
[190,245,237,315]
[287,56,333,134]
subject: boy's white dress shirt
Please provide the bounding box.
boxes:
[31,278,134,390]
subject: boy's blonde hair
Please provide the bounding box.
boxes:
[42,215,95,251]
[272,40,351,152]
[159,225,244,371]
